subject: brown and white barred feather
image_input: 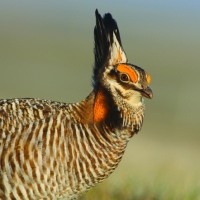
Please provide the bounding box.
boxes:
[0,95,130,199]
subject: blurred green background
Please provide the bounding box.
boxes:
[0,1,200,199]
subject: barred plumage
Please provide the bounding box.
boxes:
[0,10,153,199]
[0,96,128,199]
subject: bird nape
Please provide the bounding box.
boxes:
[0,9,153,200]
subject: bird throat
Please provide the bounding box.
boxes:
[93,87,144,132]
[93,88,109,123]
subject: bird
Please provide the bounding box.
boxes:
[0,9,153,200]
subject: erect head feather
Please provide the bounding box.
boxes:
[93,9,127,88]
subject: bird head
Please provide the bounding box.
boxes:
[104,63,152,107]
[93,10,153,110]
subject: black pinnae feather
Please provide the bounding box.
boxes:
[93,9,122,88]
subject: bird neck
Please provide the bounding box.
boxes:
[92,87,122,129]
[70,86,144,138]
[64,91,129,189]
[70,88,115,125]
[92,87,144,136]
[111,90,145,136]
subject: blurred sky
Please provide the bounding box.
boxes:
[0,0,200,188]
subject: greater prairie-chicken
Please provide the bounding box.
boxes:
[0,10,153,200]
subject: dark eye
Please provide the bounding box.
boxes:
[120,73,130,82]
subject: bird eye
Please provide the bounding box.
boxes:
[120,73,130,82]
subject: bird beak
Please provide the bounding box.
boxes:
[141,86,153,99]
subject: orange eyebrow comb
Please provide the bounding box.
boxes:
[116,64,138,83]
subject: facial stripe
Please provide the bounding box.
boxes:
[116,64,138,83]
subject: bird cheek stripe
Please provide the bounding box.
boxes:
[116,64,138,83]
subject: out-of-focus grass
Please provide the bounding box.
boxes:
[80,175,200,200]
[80,166,200,200]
